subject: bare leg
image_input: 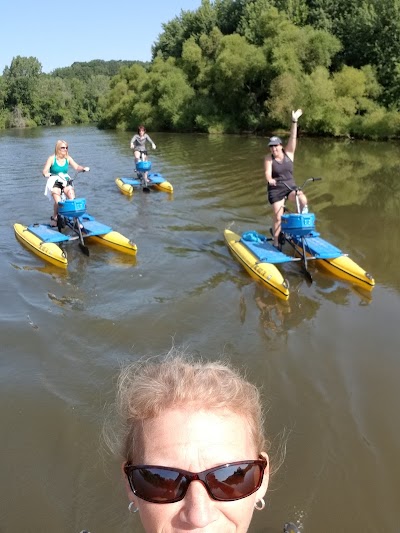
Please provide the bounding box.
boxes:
[272,199,285,246]
[51,189,62,220]
[143,152,149,183]
[288,190,308,213]
[63,185,82,227]
[64,186,75,200]
[299,191,308,211]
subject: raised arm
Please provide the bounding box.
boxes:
[285,109,302,160]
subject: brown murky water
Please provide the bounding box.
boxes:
[1,126,399,533]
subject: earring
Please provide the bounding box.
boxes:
[128,501,139,513]
[254,498,265,511]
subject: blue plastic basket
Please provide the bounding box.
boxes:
[281,213,315,235]
[136,160,152,171]
[58,198,86,218]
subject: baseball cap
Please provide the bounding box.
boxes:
[268,136,283,146]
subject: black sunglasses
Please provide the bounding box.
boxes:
[124,458,267,504]
[60,146,68,149]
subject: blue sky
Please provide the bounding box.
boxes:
[1,0,202,74]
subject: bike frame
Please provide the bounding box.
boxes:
[279,177,322,281]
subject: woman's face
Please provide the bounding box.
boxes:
[57,141,68,155]
[269,144,283,156]
[124,408,269,533]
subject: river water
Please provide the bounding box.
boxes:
[0,126,399,533]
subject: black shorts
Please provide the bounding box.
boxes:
[53,179,70,191]
[268,180,297,204]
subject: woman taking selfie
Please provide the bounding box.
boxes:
[106,351,271,533]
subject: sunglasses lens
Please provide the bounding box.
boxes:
[128,467,188,503]
[206,462,264,501]
[126,460,265,504]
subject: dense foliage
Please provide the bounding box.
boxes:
[3,0,400,138]
[52,60,143,81]
[98,0,400,138]
[0,57,143,129]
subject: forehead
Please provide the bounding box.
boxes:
[137,408,256,467]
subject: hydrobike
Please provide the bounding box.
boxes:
[224,178,375,300]
[115,154,173,196]
[14,174,137,268]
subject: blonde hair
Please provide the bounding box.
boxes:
[55,140,68,154]
[106,350,269,464]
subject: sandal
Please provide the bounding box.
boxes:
[50,216,58,227]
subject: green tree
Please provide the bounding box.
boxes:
[214,0,249,34]
[298,66,342,135]
[0,76,6,109]
[84,75,110,121]
[181,31,221,87]
[339,0,400,106]
[212,33,267,130]
[198,26,224,59]
[274,0,309,25]
[299,0,356,34]
[181,36,208,90]
[153,0,217,59]
[67,78,89,123]
[34,76,71,125]
[98,64,150,130]
[0,76,9,129]
[98,78,133,130]
[264,72,303,127]
[238,0,277,45]
[145,57,195,129]
[256,7,340,81]
[3,56,42,109]
[52,60,143,80]
[297,0,400,107]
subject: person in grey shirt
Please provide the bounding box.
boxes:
[264,109,308,247]
[130,125,156,163]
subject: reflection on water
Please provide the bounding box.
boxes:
[249,285,320,340]
[0,127,399,533]
[255,292,292,337]
[315,268,374,305]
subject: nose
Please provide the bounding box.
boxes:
[179,479,219,528]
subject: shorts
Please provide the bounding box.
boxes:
[53,179,69,191]
[268,179,297,204]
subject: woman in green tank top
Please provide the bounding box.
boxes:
[42,140,89,226]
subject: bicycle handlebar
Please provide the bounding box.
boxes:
[299,177,322,189]
[283,177,322,192]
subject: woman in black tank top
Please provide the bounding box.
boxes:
[264,109,308,247]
